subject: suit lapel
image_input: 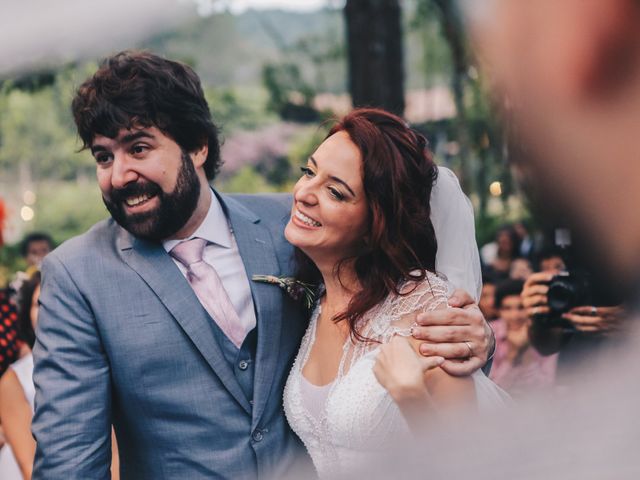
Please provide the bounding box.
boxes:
[220,195,283,430]
[116,228,251,414]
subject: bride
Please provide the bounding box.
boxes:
[283,108,508,477]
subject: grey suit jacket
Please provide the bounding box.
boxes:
[32,193,309,479]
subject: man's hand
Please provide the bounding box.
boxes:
[522,271,555,319]
[412,289,494,376]
[562,305,625,335]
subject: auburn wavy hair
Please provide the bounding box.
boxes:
[296,108,439,342]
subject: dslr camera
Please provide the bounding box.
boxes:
[542,270,592,327]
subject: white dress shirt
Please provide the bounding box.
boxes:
[163,189,257,334]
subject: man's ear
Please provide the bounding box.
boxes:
[190,144,209,169]
[565,0,640,101]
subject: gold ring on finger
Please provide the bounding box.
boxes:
[464,341,473,357]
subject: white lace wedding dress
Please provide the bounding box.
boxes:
[283,272,509,478]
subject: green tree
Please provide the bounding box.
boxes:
[0,67,94,182]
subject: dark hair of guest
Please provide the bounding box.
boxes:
[296,107,439,343]
[71,50,221,180]
[20,232,53,257]
[496,225,521,258]
[494,279,524,309]
[17,272,40,349]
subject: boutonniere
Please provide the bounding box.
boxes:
[251,275,316,309]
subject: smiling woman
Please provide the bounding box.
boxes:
[282,108,508,478]
[285,130,369,270]
[286,108,439,343]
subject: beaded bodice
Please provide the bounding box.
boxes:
[283,272,450,477]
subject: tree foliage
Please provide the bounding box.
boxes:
[409,0,515,228]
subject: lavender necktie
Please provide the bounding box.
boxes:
[170,237,247,348]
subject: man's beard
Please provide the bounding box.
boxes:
[103,151,201,242]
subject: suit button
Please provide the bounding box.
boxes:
[252,430,264,442]
[238,360,249,371]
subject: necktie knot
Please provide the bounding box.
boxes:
[170,237,207,269]
[169,236,250,347]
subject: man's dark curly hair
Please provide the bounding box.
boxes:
[72,50,221,180]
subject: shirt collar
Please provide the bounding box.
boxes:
[162,188,232,252]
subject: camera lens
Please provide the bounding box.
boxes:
[547,279,576,313]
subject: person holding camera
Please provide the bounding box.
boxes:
[489,279,557,397]
[521,249,626,380]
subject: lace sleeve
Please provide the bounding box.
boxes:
[364,272,451,341]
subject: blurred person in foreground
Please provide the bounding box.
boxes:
[32,50,494,479]
[364,0,640,478]
[489,280,557,397]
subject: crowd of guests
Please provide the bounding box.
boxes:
[480,223,560,397]
[479,223,625,398]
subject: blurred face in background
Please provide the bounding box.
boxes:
[499,294,528,331]
[479,283,498,321]
[509,258,533,281]
[540,256,566,274]
[459,0,640,287]
[25,240,51,267]
[496,230,515,257]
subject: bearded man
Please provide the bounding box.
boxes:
[32,51,492,479]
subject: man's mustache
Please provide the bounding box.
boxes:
[109,182,162,204]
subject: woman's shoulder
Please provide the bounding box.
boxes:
[366,271,450,337]
[397,270,451,303]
